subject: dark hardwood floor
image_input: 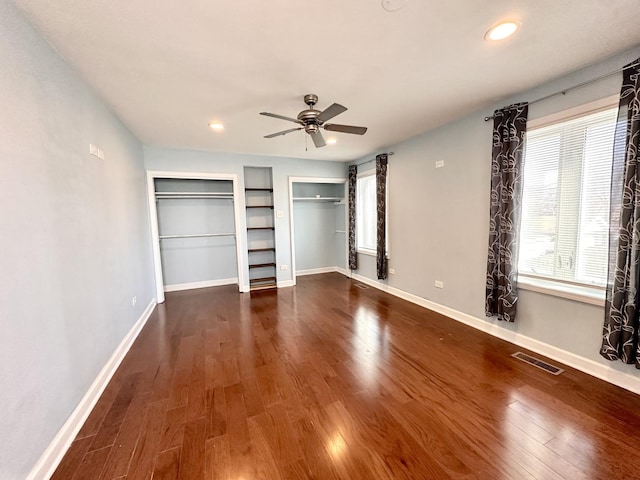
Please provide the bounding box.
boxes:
[52,273,640,479]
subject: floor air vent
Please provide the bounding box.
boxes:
[353,283,369,289]
[511,352,564,375]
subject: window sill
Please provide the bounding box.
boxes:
[518,276,605,307]
[357,249,390,259]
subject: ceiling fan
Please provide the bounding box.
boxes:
[260,94,367,148]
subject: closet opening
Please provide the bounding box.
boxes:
[147,172,246,303]
[288,176,348,284]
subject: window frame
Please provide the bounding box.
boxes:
[517,94,619,307]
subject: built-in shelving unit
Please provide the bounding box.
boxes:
[244,167,277,290]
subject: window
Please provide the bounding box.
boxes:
[518,104,618,293]
[356,172,377,253]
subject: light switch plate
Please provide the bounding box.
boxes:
[276,210,284,218]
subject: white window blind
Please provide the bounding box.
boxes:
[519,106,618,288]
[357,173,377,252]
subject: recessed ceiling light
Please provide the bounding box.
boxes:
[485,21,520,41]
[208,122,224,130]
[327,138,337,145]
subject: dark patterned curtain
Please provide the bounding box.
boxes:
[485,103,528,322]
[376,154,388,279]
[348,165,358,270]
[601,58,640,369]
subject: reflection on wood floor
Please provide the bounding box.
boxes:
[53,273,640,479]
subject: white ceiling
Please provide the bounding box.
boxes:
[12,0,640,162]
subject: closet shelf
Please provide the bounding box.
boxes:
[247,227,275,230]
[245,188,274,192]
[248,248,276,253]
[246,205,274,209]
[249,262,276,269]
[159,233,235,239]
[292,197,344,202]
[155,192,234,199]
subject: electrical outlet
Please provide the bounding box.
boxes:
[435,160,444,168]
[434,280,444,289]
[132,296,137,306]
[280,265,288,270]
[389,268,395,275]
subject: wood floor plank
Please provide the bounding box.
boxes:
[158,405,187,452]
[50,436,94,480]
[178,418,207,480]
[126,399,168,480]
[51,275,640,480]
[98,391,152,480]
[205,435,231,480]
[152,446,181,480]
[88,372,141,452]
[70,445,111,480]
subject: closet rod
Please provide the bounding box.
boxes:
[159,233,236,240]
[354,151,394,167]
[483,60,640,122]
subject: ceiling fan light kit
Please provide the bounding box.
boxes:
[260,94,368,148]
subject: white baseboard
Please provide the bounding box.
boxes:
[277,279,296,288]
[296,267,338,276]
[164,278,237,292]
[26,298,157,480]
[349,272,640,397]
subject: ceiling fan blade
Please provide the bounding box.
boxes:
[317,103,347,123]
[260,112,303,124]
[310,130,326,148]
[324,124,368,135]
[264,127,302,138]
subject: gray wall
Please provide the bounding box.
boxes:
[144,147,348,286]
[293,202,339,271]
[157,197,238,285]
[0,3,155,479]
[351,47,640,377]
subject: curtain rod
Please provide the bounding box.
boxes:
[483,60,640,122]
[354,151,394,167]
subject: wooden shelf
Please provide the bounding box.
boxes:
[249,263,276,269]
[245,188,274,192]
[247,227,275,230]
[246,205,274,209]
[250,276,277,288]
[248,248,276,253]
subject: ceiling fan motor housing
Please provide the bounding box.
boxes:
[298,109,320,125]
[298,94,322,128]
